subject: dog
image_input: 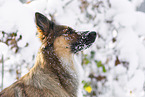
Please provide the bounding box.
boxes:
[0,12,96,97]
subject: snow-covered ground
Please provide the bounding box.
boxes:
[0,0,145,97]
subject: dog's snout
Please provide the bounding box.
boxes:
[86,31,97,44]
[88,31,97,39]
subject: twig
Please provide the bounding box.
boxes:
[107,0,111,8]
[63,0,74,9]
[1,54,4,90]
[81,51,84,66]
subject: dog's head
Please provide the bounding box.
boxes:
[35,12,97,54]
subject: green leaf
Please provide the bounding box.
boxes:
[102,66,107,73]
[95,60,98,63]
[97,61,102,67]
[82,80,90,88]
[90,51,95,59]
[82,80,85,84]
[95,60,107,72]
[84,54,88,57]
[84,58,90,64]
[13,32,17,36]
[82,54,90,65]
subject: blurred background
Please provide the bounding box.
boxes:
[0,0,145,97]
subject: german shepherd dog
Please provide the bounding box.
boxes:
[0,12,96,97]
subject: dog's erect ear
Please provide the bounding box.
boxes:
[35,12,53,36]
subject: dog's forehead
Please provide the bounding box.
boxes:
[55,25,68,31]
[55,25,74,35]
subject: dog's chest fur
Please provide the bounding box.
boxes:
[24,46,79,96]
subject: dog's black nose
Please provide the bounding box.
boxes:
[89,31,96,38]
[85,31,97,45]
[88,31,97,41]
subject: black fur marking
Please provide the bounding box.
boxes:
[71,31,96,53]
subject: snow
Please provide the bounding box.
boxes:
[0,43,8,55]
[24,0,47,13]
[0,0,41,90]
[126,70,145,97]
[114,13,136,27]
[109,0,135,14]
[114,65,127,75]
[132,0,144,8]
[0,0,145,97]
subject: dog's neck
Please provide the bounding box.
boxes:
[23,47,79,96]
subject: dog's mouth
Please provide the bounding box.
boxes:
[71,31,97,53]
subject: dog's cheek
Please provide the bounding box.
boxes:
[71,41,83,53]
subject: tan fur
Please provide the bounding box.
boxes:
[37,26,45,41]
[54,36,76,71]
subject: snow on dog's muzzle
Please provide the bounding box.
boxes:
[71,31,97,53]
[84,31,96,45]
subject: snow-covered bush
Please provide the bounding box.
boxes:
[0,0,145,97]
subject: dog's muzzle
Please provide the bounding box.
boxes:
[71,31,97,53]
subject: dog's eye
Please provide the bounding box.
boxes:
[65,27,73,34]
[66,31,71,34]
